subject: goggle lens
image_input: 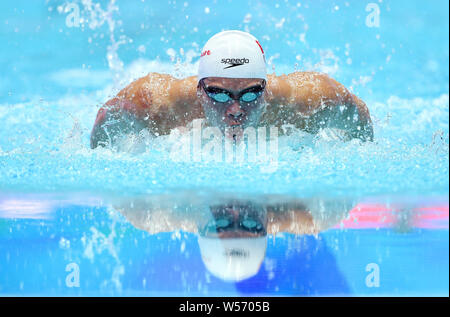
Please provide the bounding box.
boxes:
[203,216,264,234]
[210,92,231,103]
[208,91,260,103]
[240,92,258,103]
[202,80,265,104]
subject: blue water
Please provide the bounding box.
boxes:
[0,193,448,296]
[0,0,448,296]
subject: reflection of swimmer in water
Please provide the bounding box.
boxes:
[91,30,373,149]
[115,197,353,281]
[198,203,268,281]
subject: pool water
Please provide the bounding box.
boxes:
[0,192,448,296]
[0,0,448,296]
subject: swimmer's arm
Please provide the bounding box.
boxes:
[90,74,156,149]
[267,207,319,235]
[90,96,149,148]
[266,200,352,235]
[266,72,374,141]
[114,204,198,234]
[90,73,201,148]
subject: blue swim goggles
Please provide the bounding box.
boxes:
[200,79,266,104]
[200,213,266,236]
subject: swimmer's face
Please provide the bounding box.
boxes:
[197,77,266,139]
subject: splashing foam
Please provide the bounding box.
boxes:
[0,52,448,197]
[58,0,129,88]
[81,207,124,292]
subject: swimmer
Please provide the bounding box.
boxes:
[90,30,373,148]
[115,196,353,281]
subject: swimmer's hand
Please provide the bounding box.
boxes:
[90,98,149,149]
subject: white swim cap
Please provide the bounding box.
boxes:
[198,30,267,82]
[198,236,267,282]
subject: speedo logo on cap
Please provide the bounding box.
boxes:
[221,58,250,69]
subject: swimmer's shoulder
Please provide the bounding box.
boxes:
[267,71,331,83]
[111,72,192,116]
[266,71,333,98]
[268,71,353,104]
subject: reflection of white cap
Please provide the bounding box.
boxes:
[198,30,267,82]
[198,236,267,282]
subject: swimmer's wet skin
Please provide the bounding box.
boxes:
[90,30,373,149]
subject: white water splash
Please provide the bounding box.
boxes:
[81,208,124,292]
[59,0,130,88]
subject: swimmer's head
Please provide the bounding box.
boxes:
[200,202,268,239]
[197,202,268,281]
[197,31,267,138]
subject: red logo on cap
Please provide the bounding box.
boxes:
[255,40,264,54]
[201,50,211,57]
